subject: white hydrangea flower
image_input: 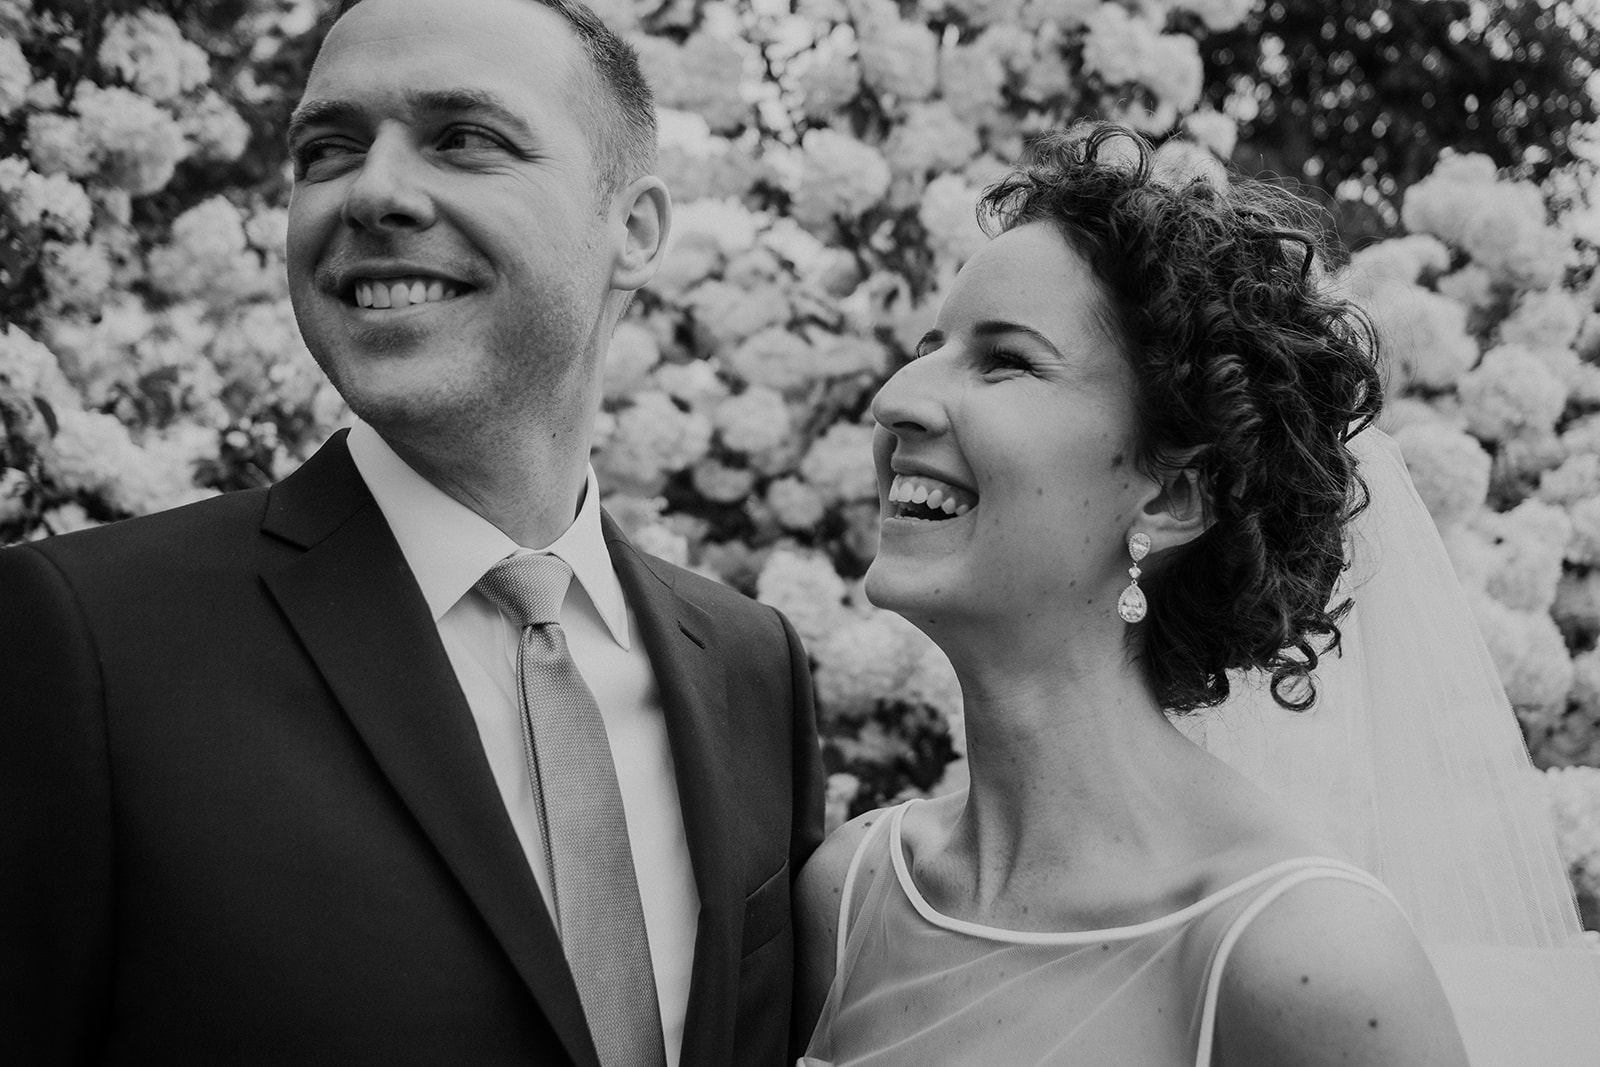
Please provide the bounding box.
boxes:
[755,546,849,646]
[795,50,862,122]
[766,476,827,530]
[0,323,76,409]
[1457,344,1568,443]
[1501,288,1585,352]
[0,33,31,118]
[824,771,861,833]
[632,521,691,567]
[0,158,93,241]
[602,320,661,399]
[1470,592,1575,712]
[651,358,728,409]
[244,205,288,259]
[790,128,891,234]
[39,239,114,313]
[1565,495,1600,568]
[1368,286,1478,391]
[634,32,750,133]
[1400,152,1502,246]
[724,326,819,394]
[690,458,757,503]
[209,299,321,410]
[813,609,923,717]
[688,279,791,348]
[1462,200,1572,291]
[1536,453,1600,507]
[1543,766,1600,905]
[1434,265,1497,311]
[594,391,714,495]
[44,83,189,196]
[937,41,1006,127]
[799,420,878,504]
[814,334,890,379]
[45,296,154,404]
[98,11,210,103]
[1344,234,1452,292]
[182,91,252,164]
[26,112,96,178]
[1402,153,1572,289]
[1182,109,1238,159]
[714,385,792,455]
[673,197,762,259]
[1473,499,1572,613]
[883,101,981,179]
[45,408,215,516]
[1082,6,1202,114]
[919,172,988,267]
[858,18,939,102]
[903,639,962,724]
[147,195,264,301]
[39,502,99,535]
[1392,421,1491,529]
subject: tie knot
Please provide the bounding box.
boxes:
[476,553,574,628]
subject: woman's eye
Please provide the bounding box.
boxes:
[984,347,1032,373]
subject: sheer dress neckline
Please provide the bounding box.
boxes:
[885,799,1371,946]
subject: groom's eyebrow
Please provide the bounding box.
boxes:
[287,88,535,147]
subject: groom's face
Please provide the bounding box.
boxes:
[286,0,617,439]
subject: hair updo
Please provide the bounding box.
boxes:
[978,122,1382,712]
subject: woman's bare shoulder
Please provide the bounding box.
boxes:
[1212,873,1468,1067]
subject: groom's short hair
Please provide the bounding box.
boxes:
[326,0,657,193]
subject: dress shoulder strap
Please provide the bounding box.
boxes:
[1194,858,1403,1067]
[834,803,907,971]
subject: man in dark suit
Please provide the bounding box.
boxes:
[0,0,825,1063]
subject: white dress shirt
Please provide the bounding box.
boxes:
[346,422,699,1066]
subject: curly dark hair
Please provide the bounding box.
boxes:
[978,123,1382,712]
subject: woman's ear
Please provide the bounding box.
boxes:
[1139,465,1212,551]
[609,175,672,292]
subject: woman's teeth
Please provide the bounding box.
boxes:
[353,277,460,309]
[888,474,976,518]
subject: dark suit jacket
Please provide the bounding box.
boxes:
[0,431,825,1066]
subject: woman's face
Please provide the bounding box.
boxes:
[865,222,1155,635]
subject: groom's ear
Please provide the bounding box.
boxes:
[1138,462,1211,552]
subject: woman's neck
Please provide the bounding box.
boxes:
[929,626,1246,917]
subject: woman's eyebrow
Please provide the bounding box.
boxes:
[972,320,1064,359]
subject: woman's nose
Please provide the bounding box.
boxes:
[341,130,437,233]
[872,355,950,439]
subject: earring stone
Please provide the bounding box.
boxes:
[1117,532,1151,623]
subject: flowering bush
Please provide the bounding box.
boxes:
[1,0,1597,920]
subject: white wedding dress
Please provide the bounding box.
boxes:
[804,430,1600,1066]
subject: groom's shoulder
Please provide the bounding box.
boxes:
[7,485,273,573]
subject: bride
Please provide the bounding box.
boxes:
[794,123,1600,1066]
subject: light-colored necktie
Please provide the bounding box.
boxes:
[476,553,666,1067]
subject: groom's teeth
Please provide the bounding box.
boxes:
[352,276,464,309]
[927,488,946,510]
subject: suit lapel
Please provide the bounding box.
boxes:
[259,435,600,1067]
[603,517,741,1066]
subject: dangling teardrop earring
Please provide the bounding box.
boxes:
[1117,532,1151,623]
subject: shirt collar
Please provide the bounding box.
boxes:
[345,421,631,650]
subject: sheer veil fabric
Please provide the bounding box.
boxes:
[1178,427,1600,1064]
